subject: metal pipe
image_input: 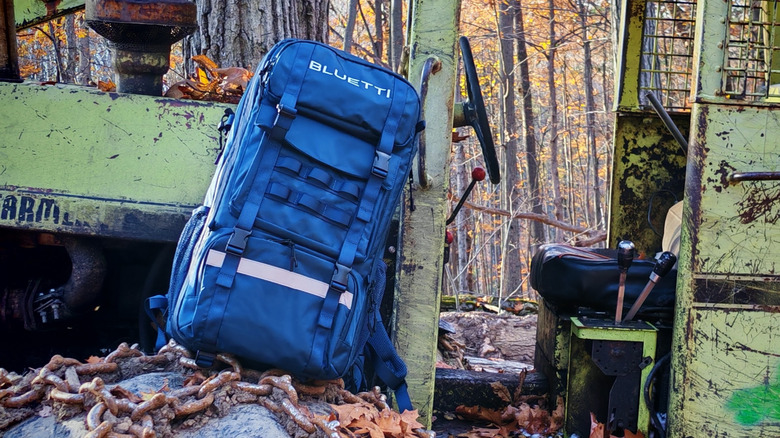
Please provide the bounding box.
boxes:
[645,92,688,156]
[416,56,437,189]
[728,171,780,183]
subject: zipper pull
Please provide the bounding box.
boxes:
[284,240,298,271]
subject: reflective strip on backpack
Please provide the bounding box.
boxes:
[206,250,354,309]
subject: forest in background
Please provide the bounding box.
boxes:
[14,0,615,305]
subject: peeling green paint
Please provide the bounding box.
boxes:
[0,81,232,241]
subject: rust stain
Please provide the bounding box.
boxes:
[711,160,735,193]
[737,184,780,225]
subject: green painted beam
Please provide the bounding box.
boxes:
[393,0,461,426]
[14,0,84,30]
[0,81,232,241]
[613,0,646,111]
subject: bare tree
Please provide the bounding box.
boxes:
[343,0,359,52]
[497,0,524,298]
[515,0,546,250]
[545,0,563,226]
[389,0,403,71]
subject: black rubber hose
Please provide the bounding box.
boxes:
[644,352,671,438]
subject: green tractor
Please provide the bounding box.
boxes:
[1,0,779,436]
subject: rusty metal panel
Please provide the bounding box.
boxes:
[669,103,780,437]
[0,81,231,241]
[689,105,780,276]
[669,307,780,437]
[607,113,687,255]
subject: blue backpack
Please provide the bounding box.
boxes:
[149,39,422,411]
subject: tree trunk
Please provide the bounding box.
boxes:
[389,0,403,71]
[373,0,384,61]
[77,18,92,85]
[343,0,359,52]
[579,0,604,232]
[515,1,546,250]
[184,0,329,72]
[454,141,472,294]
[498,0,523,299]
[64,14,78,84]
[546,0,562,227]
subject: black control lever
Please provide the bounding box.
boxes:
[623,251,677,322]
[615,240,635,324]
[446,167,486,225]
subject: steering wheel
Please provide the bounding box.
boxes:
[459,36,500,184]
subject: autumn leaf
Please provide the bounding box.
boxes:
[85,355,102,364]
[456,405,509,427]
[490,381,512,403]
[375,409,404,436]
[398,409,425,433]
[97,80,116,92]
[330,401,377,425]
[548,396,565,433]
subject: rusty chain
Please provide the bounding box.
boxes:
[0,340,423,438]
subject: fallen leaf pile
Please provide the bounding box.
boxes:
[165,55,252,103]
[447,371,564,437]
[327,402,426,437]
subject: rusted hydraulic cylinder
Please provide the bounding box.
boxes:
[85,0,196,95]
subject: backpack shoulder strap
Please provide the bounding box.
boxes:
[366,319,413,413]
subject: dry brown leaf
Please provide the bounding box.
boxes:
[375,409,403,435]
[330,402,378,425]
[214,66,252,90]
[490,381,512,403]
[85,355,102,364]
[513,403,551,434]
[456,405,507,426]
[192,54,219,74]
[97,80,116,92]
[398,409,425,434]
[548,396,565,433]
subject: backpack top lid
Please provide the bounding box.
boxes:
[261,40,421,148]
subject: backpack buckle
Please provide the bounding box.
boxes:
[331,263,351,292]
[226,227,251,255]
[372,151,390,178]
[271,103,298,140]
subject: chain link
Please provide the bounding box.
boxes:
[0,341,349,437]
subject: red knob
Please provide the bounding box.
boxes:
[445,230,454,244]
[471,167,486,181]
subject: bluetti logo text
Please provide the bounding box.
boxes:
[308,61,391,98]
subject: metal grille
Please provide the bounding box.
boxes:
[723,0,780,100]
[640,0,697,111]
